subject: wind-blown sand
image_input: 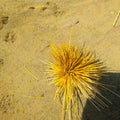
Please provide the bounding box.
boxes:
[0,0,120,120]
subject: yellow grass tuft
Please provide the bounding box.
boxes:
[49,43,107,120]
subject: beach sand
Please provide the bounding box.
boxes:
[0,0,120,120]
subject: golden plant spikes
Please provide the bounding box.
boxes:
[47,42,119,120]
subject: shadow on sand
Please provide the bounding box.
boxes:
[82,73,120,120]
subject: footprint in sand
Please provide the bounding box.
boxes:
[0,16,9,30]
[0,94,14,114]
[0,58,4,66]
[28,1,65,17]
[4,31,16,43]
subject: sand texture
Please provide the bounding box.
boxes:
[0,0,120,120]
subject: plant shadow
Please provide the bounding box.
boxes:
[82,73,120,120]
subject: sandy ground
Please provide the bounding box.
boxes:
[0,0,120,120]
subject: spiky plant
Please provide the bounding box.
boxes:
[49,43,108,120]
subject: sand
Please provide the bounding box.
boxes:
[0,0,120,120]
